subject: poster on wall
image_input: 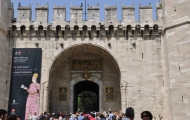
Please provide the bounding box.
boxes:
[8,48,42,120]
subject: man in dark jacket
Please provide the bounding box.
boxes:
[123,107,134,120]
[0,109,7,120]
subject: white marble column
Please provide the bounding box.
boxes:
[43,87,49,112]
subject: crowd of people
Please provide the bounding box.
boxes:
[0,107,154,120]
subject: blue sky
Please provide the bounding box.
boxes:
[12,0,159,22]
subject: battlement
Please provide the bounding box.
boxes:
[88,4,99,10]
[13,3,162,24]
[139,3,152,9]
[52,5,66,23]
[53,5,66,9]
[36,3,49,9]
[17,3,32,22]
[70,5,83,10]
[104,5,117,10]
[139,3,154,23]
[122,4,135,9]
[18,6,31,10]
[10,3,162,39]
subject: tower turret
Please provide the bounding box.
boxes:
[139,3,153,23]
[88,4,100,21]
[35,3,49,23]
[104,5,117,21]
[17,3,31,23]
[53,5,66,22]
[70,5,83,22]
[122,4,135,22]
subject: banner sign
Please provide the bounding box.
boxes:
[8,48,42,120]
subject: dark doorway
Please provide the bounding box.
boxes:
[74,81,99,112]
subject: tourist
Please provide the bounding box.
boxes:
[31,111,38,120]
[108,111,113,120]
[58,115,63,120]
[69,114,77,120]
[10,109,16,116]
[0,109,7,120]
[16,116,21,120]
[89,114,95,120]
[118,113,124,120]
[10,115,17,120]
[112,112,117,120]
[78,112,84,120]
[123,107,134,120]
[48,113,52,120]
[141,111,153,120]
[44,112,48,118]
[53,114,59,120]
[63,114,70,120]
[5,116,11,120]
[105,114,109,120]
[82,114,89,120]
[99,114,106,120]
[96,113,101,120]
[38,113,44,120]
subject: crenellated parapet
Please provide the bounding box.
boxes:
[8,3,163,40]
[122,4,135,22]
[88,4,100,21]
[104,4,117,21]
[139,3,153,23]
[12,3,162,23]
[35,3,49,23]
[17,4,32,23]
[70,5,83,22]
[53,5,66,23]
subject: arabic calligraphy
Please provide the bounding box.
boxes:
[72,59,102,70]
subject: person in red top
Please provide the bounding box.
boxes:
[89,114,96,120]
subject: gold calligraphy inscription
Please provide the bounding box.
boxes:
[72,59,102,70]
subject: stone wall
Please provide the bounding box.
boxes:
[162,0,190,119]
[164,24,190,120]
[2,0,190,119]
[11,33,164,119]
[6,2,166,119]
[0,0,13,109]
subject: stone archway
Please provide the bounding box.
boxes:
[70,76,102,113]
[47,44,121,113]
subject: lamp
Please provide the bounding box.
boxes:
[108,43,111,47]
[60,43,64,49]
[35,43,39,47]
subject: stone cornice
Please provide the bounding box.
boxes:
[0,27,8,35]
[162,21,190,34]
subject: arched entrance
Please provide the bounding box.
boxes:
[74,81,99,112]
[48,44,121,113]
[70,76,103,113]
